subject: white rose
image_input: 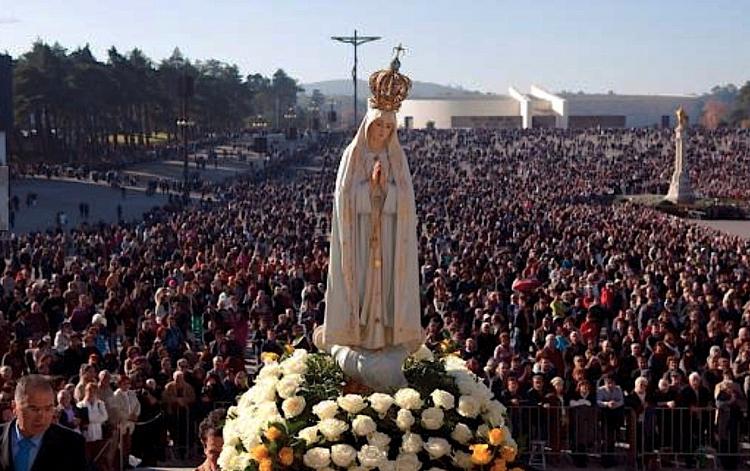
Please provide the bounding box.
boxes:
[394,388,423,410]
[368,431,391,451]
[380,461,396,471]
[313,400,339,420]
[357,445,387,469]
[456,395,481,418]
[347,467,368,471]
[331,444,357,468]
[338,394,367,414]
[249,380,278,402]
[483,399,506,427]
[443,355,466,372]
[281,357,308,375]
[276,374,303,399]
[303,447,331,469]
[222,418,240,445]
[401,432,423,454]
[420,407,444,430]
[396,408,415,431]
[471,383,493,409]
[282,396,306,418]
[318,418,349,442]
[423,437,451,460]
[430,389,455,410]
[450,423,473,445]
[426,468,446,471]
[452,450,473,470]
[217,446,239,471]
[255,402,283,422]
[476,424,490,438]
[298,425,320,445]
[233,453,251,470]
[351,415,377,436]
[368,393,395,417]
[412,344,434,362]
[395,453,422,471]
[455,378,477,396]
[258,362,282,378]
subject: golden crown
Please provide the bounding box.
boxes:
[368,45,412,112]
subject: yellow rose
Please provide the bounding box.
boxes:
[251,444,270,462]
[261,352,279,363]
[501,445,517,462]
[264,426,283,442]
[470,444,493,465]
[278,446,295,466]
[510,467,524,471]
[490,458,507,471]
[488,427,505,446]
[259,458,274,471]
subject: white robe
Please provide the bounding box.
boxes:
[323,108,423,351]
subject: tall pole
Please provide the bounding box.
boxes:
[332,30,381,128]
[177,72,193,204]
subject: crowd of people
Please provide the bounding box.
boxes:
[0,126,749,470]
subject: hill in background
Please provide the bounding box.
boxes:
[301,79,493,99]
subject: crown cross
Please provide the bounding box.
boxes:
[368,44,412,112]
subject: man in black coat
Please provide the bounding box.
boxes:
[0,375,86,471]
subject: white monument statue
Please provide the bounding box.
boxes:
[314,47,424,391]
[665,107,695,204]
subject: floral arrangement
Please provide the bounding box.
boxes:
[218,346,521,471]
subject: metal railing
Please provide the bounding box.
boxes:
[507,404,750,469]
[638,406,749,469]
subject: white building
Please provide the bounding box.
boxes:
[399,85,702,130]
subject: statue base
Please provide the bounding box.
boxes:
[313,326,409,392]
[665,170,695,205]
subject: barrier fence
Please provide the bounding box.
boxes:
[100,402,750,470]
[507,405,750,469]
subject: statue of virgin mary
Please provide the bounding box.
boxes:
[319,51,423,357]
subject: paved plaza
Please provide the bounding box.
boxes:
[9,155,260,234]
[691,218,750,240]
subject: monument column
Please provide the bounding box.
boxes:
[665,107,695,204]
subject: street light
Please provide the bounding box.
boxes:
[250,115,268,130]
[308,104,320,132]
[283,107,297,139]
[176,117,194,202]
[177,73,194,204]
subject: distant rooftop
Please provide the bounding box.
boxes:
[404,94,508,101]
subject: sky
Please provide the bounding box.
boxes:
[1,0,749,96]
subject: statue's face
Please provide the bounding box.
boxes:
[367,117,394,150]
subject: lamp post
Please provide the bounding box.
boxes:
[308,104,320,133]
[176,117,194,202]
[177,73,194,204]
[283,107,297,140]
[327,100,338,130]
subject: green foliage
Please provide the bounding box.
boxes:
[403,357,459,399]
[300,353,345,406]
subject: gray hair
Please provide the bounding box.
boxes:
[15,374,54,403]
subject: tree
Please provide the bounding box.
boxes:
[11,41,305,161]
[700,99,729,129]
[730,81,750,127]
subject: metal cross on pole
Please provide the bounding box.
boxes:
[331,30,381,128]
